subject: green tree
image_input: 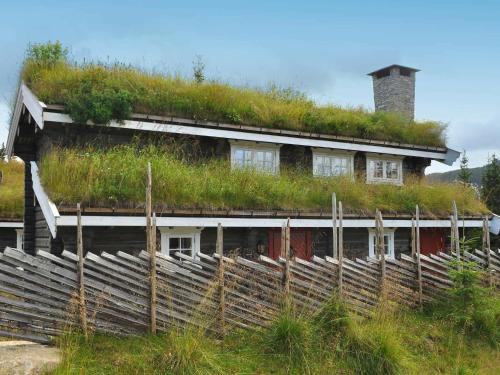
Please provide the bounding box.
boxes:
[192,55,205,84]
[457,150,471,184]
[26,40,68,67]
[481,154,500,213]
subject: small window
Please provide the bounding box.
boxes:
[230,142,280,174]
[367,157,403,185]
[160,228,201,261]
[368,229,395,259]
[399,67,412,77]
[313,150,353,178]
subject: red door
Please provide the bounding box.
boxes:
[420,228,446,255]
[268,229,313,260]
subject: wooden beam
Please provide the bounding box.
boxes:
[76,203,88,340]
[216,223,225,339]
[332,193,338,259]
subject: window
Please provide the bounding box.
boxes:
[15,229,23,250]
[160,228,202,260]
[230,141,280,174]
[312,149,354,177]
[368,229,395,259]
[366,156,403,185]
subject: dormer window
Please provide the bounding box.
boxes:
[366,155,403,185]
[230,141,280,174]
[312,149,354,178]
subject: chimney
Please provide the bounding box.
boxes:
[368,64,419,121]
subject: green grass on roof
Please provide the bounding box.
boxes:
[0,160,24,219]
[39,145,486,216]
[22,42,447,147]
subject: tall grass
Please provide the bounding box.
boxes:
[0,159,24,219]
[21,43,446,147]
[39,145,487,216]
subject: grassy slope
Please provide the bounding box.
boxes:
[0,160,24,219]
[49,307,499,375]
[22,58,447,147]
[39,146,487,216]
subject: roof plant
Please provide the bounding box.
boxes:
[39,145,487,216]
[21,42,447,147]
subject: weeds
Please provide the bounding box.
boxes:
[39,145,487,216]
[22,42,447,147]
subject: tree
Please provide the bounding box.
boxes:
[192,55,205,84]
[0,143,5,160]
[481,154,500,213]
[457,150,472,185]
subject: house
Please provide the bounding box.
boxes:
[5,61,492,260]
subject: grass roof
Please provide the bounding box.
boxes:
[39,145,486,217]
[22,42,446,148]
[0,160,24,220]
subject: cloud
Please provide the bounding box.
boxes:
[449,117,500,152]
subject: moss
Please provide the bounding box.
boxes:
[21,43,447,147]
[39,145,487,216]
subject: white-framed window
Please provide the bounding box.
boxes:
[312,149,354,177]
[368,228,395,259]
[230,141,281,174]
[366,155,403,185]
[159,227,202,260]
[15,229,23,250]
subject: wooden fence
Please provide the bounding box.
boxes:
[0,243,498,344]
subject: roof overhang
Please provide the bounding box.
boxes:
[0,221,23,228]
[7,84,459,164]
[55,215,485,229]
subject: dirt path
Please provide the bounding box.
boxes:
[0,341,61,375]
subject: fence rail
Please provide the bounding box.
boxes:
[0,245,498,344]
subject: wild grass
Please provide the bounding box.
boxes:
[47,295,500,375]
[0,159,24,219]
[39,145,487,216]
[22,42,447,147]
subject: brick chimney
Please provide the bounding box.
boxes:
[368,64,419,121]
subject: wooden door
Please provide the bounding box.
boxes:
[420,228,446,255]
[268,228,313,260]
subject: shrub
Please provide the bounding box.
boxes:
[312,294,351,341]
[0,159,24,219]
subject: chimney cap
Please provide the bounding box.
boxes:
[367,64,420,77]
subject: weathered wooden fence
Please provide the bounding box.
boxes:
[0,244,498,343]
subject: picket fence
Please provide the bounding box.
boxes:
[0,245,498,344]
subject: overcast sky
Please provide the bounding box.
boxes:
[1,0,499,173]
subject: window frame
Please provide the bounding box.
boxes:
[366,155,404,185]
[368,228,396,259]
[15,229,23,250]
[159,227,202,260]
[230,141,281,174]
[312,148,355,178]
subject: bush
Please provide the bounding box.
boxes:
[312,294,351,340]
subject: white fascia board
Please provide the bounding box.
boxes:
[56,215,484,229]
[43,112,451,162]
[30,162,60,238]
[6,84,46,157]
[0,222,23,228]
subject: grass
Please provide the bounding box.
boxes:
[0,159,24,219]
[22,42,447,147]
[39,145,487,216]
[47,297,500,375]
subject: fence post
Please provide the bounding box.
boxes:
[483,216,492,287]
[280,223,286,259]
[376,210,386,285]
[452,201,460,264]
[146,162,157,335]
[332,193,338,259]
[76,203,88,340]
[415,205,423,309]
[449,215,455,255]
[411,217,416,257]
[338,201,343,296]
[283,218,291,300]
[216,223,225,339]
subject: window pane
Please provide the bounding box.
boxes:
[181,237,192,250]
[373,161,384,178]
[384,234,390,255]
[386,161,399,179]
[169,237,180,250]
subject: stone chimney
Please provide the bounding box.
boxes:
[368,64,419,121]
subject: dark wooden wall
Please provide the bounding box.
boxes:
[0,228,17,251]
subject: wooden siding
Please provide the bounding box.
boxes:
[0,228,17,251]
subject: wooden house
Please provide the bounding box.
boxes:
[5,64,493,260]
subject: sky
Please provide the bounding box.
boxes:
[0,0,499,173]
